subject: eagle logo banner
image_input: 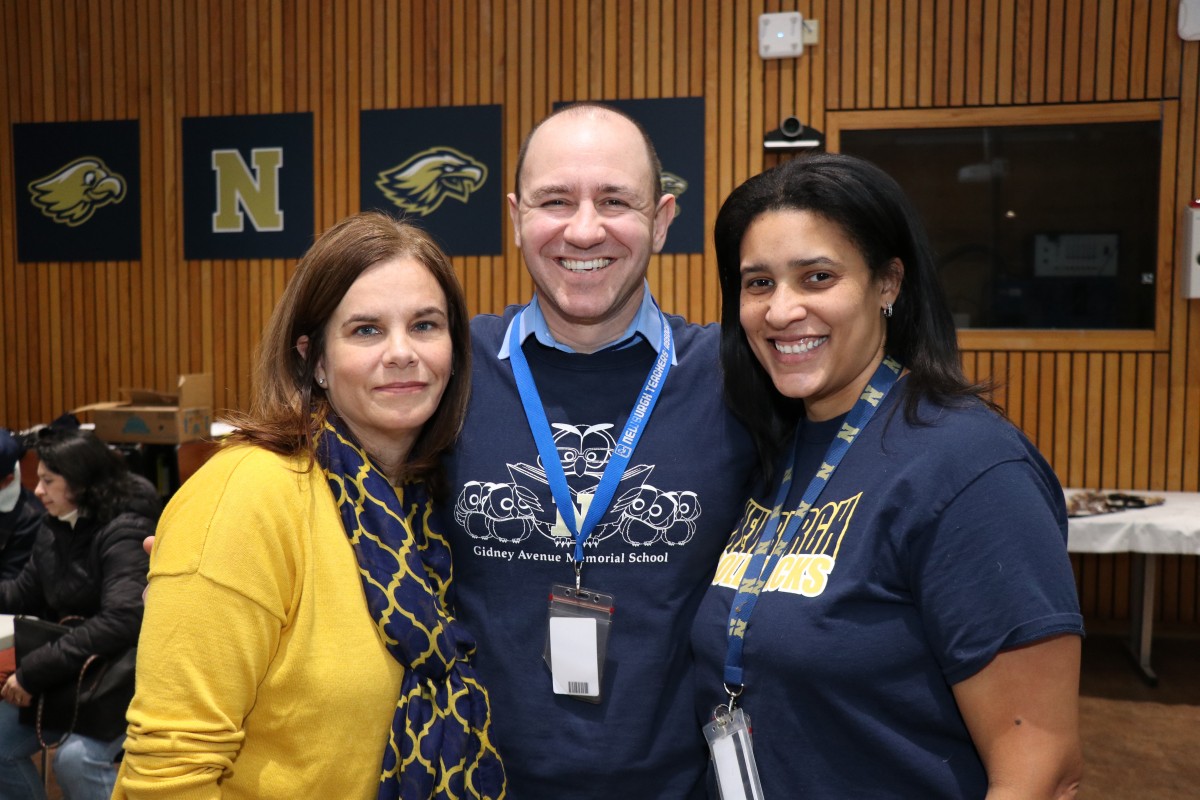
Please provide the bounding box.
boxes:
[375,146,488,217]
[28,157,128,227]
[359,105,502,256]
[13,119,141,262]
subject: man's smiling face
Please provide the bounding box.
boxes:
[508,109,674,351]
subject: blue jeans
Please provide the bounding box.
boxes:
[0,701,124,800]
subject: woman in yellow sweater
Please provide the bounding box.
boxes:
[115,212,505,800]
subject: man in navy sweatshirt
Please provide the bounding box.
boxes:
[437,103,756,799]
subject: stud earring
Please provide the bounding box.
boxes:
[317,376,327,387]
[883,302,894,319]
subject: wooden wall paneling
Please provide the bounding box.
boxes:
[1149,351,1169,489]
[1181,42,1200,492]
[999,352,1014,425]
[1027,0,1047,104]
[901,0,919,106]
[823,0,841,109]
[1044,0,1064,103]
[1165,112,1193,489]
[1116,352,1136,489]
[1095,0,1115,102]
[950,0,969,106]
[916,0,934,106]
[714,0,733,249]
[993,0,1013,104]
[1049,351,1068,480]
[980,0,1000,105]
[646,0,661,98]
[855,0,872,108]
[1061,0,1081,102]
[808,0,826,134]
[337,0,354,220]
[737,2,755,188]
[1147,0,1168,98]
[171,2,191,378]
[742,0,764,212]
[1064,353,1084,486]
[1113,0,1133,100]
[1020,349,1038,443]
[964,0,981,106]
[1083,352,1103,488]
[1077,0,1099,102]
[1100,352,1120,488]
[1012,0,1031,104]
[157,0,174,393]
[660,0,676,97]
[873,0,891,109]
[629,0,644,100]
[1036,352,1056,462]
[1163,0,1183,98]
[0,2,15,424]
[791,0,811,133]
[1131,352,1150,489]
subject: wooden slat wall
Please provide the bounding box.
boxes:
[1,0,1197,624]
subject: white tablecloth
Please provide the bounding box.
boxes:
[1066,491,1200,556]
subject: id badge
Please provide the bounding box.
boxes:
[543,583,614,703]
[703,707,765,800]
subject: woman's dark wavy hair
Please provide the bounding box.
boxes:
[224,211,472,496]
[714,152,991,479]
[35,429,137,523]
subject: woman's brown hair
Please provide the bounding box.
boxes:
[225,211,471,493]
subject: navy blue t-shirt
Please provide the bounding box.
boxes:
[437,307,757,799]
[692,382,1083,799]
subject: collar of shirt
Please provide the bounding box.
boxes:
[498,282,677,365]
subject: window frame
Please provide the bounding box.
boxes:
[826,101,1176,352]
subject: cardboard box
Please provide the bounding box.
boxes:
[88,374,214,445]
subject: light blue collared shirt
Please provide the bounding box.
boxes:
[498,282,677,364]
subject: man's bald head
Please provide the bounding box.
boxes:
[513,103,664,202]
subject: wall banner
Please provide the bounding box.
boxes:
[182,113,314,260]
[555,97,705,255]
[360,104,502,256]
[13,120,141,262]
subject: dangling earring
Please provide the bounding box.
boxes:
[883,302,894,319]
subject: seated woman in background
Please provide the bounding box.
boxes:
[0,428,159,800]
[692,153,1084,799]
[115,212,505,799]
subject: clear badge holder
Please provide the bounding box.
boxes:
[543,582,614,704]
[703,707,766,800]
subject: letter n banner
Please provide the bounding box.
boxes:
[182,113,314,260]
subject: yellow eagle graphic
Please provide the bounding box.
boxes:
[28,156,127,227]
[661,170,688,218]
[375,146,488,217]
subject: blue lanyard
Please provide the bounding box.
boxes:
[507,307,675,570]
[723,357,902,691]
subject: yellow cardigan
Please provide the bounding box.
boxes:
[115,445,404,800]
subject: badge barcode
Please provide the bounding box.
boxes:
[568,681,589,693]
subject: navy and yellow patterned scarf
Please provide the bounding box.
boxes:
[316,415,506,800]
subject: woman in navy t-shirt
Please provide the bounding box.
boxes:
[693,153,1084,799]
